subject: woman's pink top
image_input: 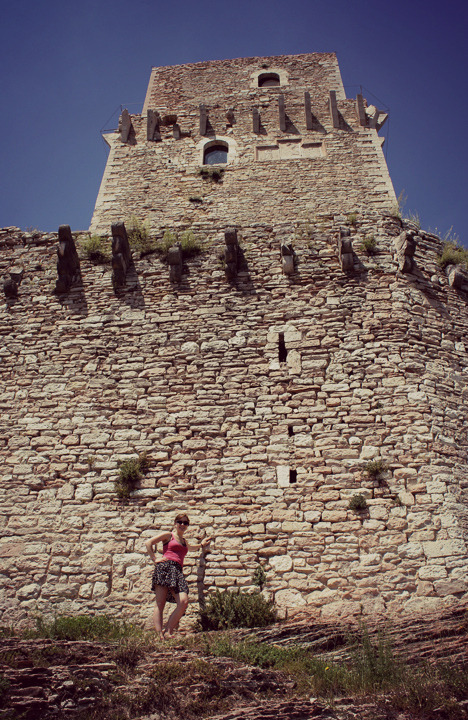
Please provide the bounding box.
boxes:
[162,534,188,567]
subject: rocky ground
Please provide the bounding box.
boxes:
[0,606,467,720]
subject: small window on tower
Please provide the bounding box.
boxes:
[203,143,228,165]
[258,72,280,87]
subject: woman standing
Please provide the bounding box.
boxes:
[145,513,211,639]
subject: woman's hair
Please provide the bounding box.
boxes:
[174,513,189,526]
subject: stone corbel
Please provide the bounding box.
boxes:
[120,109,133,143]
[394,230,417,273]
[147,110,161,141]
[328,91,339,129]
[111,222,132,287]
[356,94,367,127]
[278,94,286,132]
[55,224,80,293]
[199,105,208,136]
[167,242,183,282]
[338,227,354,271]
[281,243,295,275]
[3,265,23,299]
[224,228,239,279]
[252,107,260,134]
[304,92,313,130]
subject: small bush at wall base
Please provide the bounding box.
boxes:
[27,615,141,641]
[348,494,368,511]
[197,589,277,630]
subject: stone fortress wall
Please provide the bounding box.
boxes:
[1,54,467,627]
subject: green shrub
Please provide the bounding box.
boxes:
[361,236,377,255]
[198,166,224,182]
[347,212,358,227]
[438,242,468,270]
[363,459,388,480]
[156,229,203,259]
[81,235,111,264]
[348,494,368,511]
[251,563,267,590]
[27,614,141,641]
[126,215,155,255]
[179,229,203,257]
[115,452,151,499]
[198,589,277,631]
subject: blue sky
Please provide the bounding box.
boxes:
[1,0,467,244]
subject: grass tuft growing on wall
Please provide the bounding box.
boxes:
[81,235,111,264]
[438,242,468,270]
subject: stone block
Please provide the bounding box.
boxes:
[270,555,293,572]
[423,540,466,558]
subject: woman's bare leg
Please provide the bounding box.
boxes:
[153,585,168,639]
[164,592,188,635]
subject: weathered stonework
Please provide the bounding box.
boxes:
[90,54,396,235]
[0,55,467,628]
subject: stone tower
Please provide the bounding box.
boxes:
[90,53,396,234]
[0,54,467,626]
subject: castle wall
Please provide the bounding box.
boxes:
[1,214,467,626]
[90,54,396,235]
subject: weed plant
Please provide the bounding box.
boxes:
[156,228,204,259]
[197,589,277,630]
[198,166,224,182]
[201,630,468,714]
[126,215,155,255]
[361,236,377,255]
[81,235,111,264]
[251,563,267,590]
[26,614,142,641]
[363,459,388,480]
[348,494,368,511]
[115,452,151,499]
[438,242,468,270]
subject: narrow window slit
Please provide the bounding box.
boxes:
[278,333,287,362]
[288,425,294,437]
[289,469,297,484]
